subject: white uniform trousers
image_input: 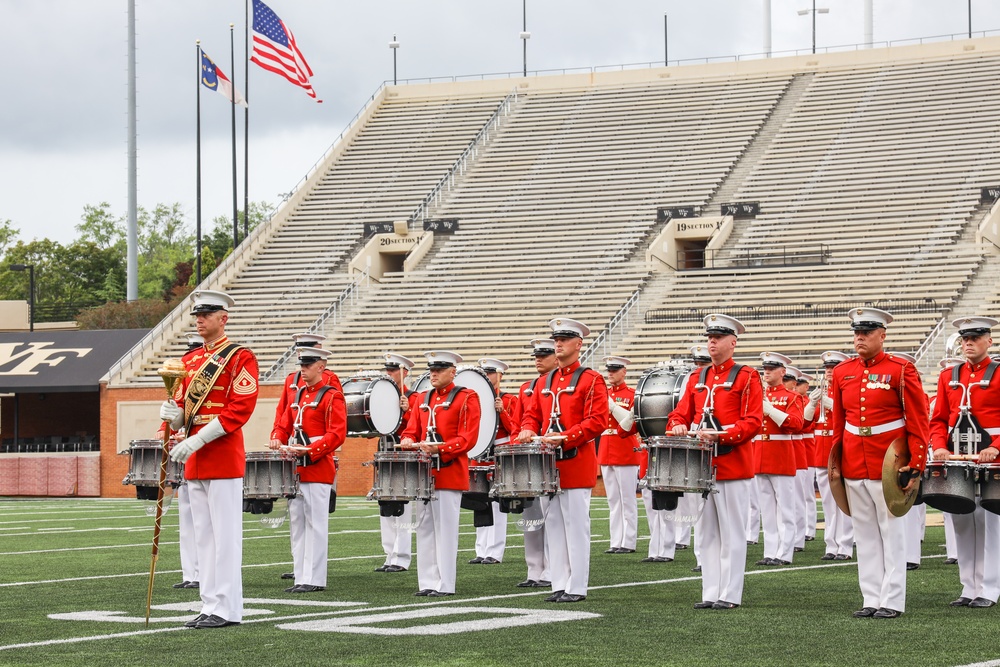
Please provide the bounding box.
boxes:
[602,465,639,550]
[746,476,762,543]
[176,483,199,583]
[953,504,1000,602]
[545,488,592,596]
[475,503,508,560]
[523,495,550,582]
[845,478,906,612]
[904,503,926,565]
[288,482,331,587]
[944,512,959,560]
[697,478,750,605]
[815,467,854,556]
[674,492,700,548]
[415,490,462,594]
[379,502,414,569]
[804,468,818,538]
[793,468,811,548]
[757,474,796,562]
[641,488,676,559]
[187,478,243,622]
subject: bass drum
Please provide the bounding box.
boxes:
[411,371,431,395]
[633,365,694,439]
[454,367,499,459]
[342,375,402,437]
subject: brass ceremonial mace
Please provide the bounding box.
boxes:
[145,359,189,627]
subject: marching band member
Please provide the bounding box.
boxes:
[376,353,420,573]
[681,346,711,566]
[936,356,966,567]
[160,290,259,629]
[269,347,347,593]
[519,318,609,603]
[511,339,558,588]
[667,314,763,610]
[804,350,854,561]
[169,332,204,591]
[469,357,515,565]
[783,366,809,553]
[930,317,1000,608]
[401,351,481,597]
[889,351,926,571]
[600,356,642,555]
[753,352,803,567]
[830,307,928,619]
[795,373,818,545]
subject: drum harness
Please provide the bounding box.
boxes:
[948,360,1000,455]
[290,382,339,467]
[541,366,590,461]
[693,363,745,455]
[420,385,465,470]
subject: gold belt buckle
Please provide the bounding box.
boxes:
[760,434,769,441]
[822,430,831,438]
[858,426,872,437]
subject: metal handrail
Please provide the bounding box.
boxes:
[914,316,946,365]
[261,267,371,383]
[580,285,644,367]
[406,88,518,226]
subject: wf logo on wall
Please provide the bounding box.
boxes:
[0,343,91,376]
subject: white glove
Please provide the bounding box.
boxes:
[169,419,226,463]
[159,400,183,431]
[762,400,787,427]
[822,395,834,411]
[808,387,823,402]
[608,399,635,431]
[803,402,816,421]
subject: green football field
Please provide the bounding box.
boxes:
[0,495,997,667]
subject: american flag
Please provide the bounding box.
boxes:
[250,0,321,102]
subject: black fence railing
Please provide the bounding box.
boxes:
[645,298,940,325]
[730,245,830,268]
[33,302,103,323]
[1,436,99,454]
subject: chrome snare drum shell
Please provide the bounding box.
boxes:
[921,461,977,515]
[979,464,1000,516]
[492,441,560,498]
[243,451,299,499]
[372,450,435,502]
[644,435,715,494]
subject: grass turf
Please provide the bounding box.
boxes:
[0,496,994,667]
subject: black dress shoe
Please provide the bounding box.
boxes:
[944,558,959,565]
[873,607,903,619]
[172,581,191,589]
[544,590,566,602]
[538,580,552,586]
[676,544,688,550]
[195,614,239,629]
[374,565,389,572]
[747,540,758,545]
[517,579,539,587]
[384,565,407,573]
[414,589,434,596]
[755,558,771,566]
[618,548,636,554]
[468,557,484,564]
[821,553,836,561]
[655,557,674,563]
[556,593,586,603]
[641,556,658,563]
[906,562,920,571]
[184,613,208,628]
[691,565,702,572]
[777,559,791,565]
[482,557,501,565]
[852,607,877,618]
[693,600,715,609]
[794,547,805,553]
[428,591,454,597]
[834,554,852,561]
[284,585,299,593]
[182,581,200,589]
[293,585,325,593]
[950,597,973,607]
[712,601,739,610]
[970,597,996,608]
[280,572,294,580]
[805,535,816,541]
[604,548,620,554]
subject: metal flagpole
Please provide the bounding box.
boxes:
[196,42,203,285]
[230,24,239,251]
[244,0,250,240]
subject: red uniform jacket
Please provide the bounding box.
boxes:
[271,380,347,484]
[496,392,519,444]
[513,376,544,431]
[272,368,342,429]
[755,385,803,476]
[666,358,763,481]
[791,394,810,470]
[830,351,929,480]
[930,359,1000,453]
[401,383,480,491]
[520,361,609,489]
[599,383,642,467]
[178,336,259,480]
[396,390,423,437]
[810,383,835,468]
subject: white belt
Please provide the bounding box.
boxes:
[753,434,794,442]
[845,419,905,437]
[691,423,735,431]
[987,428,1000,436]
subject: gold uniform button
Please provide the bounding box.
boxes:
[861,388,866,393]
[970,374,976,379]
[860,416,867,422]
[860,397,866,402]
[714,376,720,381]
[860,407,866,412]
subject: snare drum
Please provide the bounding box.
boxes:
[244,451,299,499]
[454,367,498,459]
[634,366,693,439]
[493,441,559,498]
[461,464,495,513]
[372,450,435,501]
[921,461,977,514]
[342,375,402,437]
[123,439,185,487]
[644,436,714,494]
[979,464,1000,515]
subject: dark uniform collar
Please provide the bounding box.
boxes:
[861,351,886,367]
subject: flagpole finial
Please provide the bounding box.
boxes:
[230,22,235,29]
[196,39,201,45]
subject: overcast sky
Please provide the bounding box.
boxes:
[2,0,998,246]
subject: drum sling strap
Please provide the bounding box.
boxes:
[291,384,338,464]
[948,360,1000,453]
[542,366,590,461]
[695,363,745,456]
[422,385,464,468]
[183,342,244,434]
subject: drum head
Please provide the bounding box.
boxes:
[368,377,403,434]
[634,366,693,440]
[455,367,499,459]
[411,371,431,395]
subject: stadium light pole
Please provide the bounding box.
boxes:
[520,0,530,77]
[664,13,668,66]
[797,1,830,55]
[389,35,400,85]
[969,0,973,39]
[9,264,35,332]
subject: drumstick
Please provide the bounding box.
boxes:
[947,454,983,461]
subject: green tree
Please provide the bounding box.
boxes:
[204,201,273,265]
